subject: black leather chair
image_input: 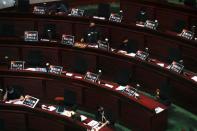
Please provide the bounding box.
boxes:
[113,69,132,86]
[167,47,182,64]
[72,57,88,74]
[172,20,186,33]
[26,50,44,67]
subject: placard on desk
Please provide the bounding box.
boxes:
[22,95,39,108]
[109,13,122,23]
[61,35,75,46]
[24,31,38,42]
[135,50,149,61]
[169,61,184,74]
[70,8,84,17]
[98,40,109,51]
[180,30,194,40]
[84,72,99,83]
[49,65,63,75]
[144,20,158,30]
[10,61,25,70]
[33,6,46,14]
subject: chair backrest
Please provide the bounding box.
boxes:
[167,47,182,63]
[64,89,77,108]
[73,57,88,74]
[97,3,110,18]
[173,20,186,33]
[113,69,131,86]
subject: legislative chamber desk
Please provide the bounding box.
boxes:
[0,103,112,131]
[0,68,168,131]
[0,39,196,114]
[0,11,197,72]
[120,0,197,29]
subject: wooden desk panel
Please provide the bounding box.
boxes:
[28,114,65,131]
[0,111,27,131]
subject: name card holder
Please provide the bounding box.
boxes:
[24,31,38,42]
[135,50,149,61]
[180,30,194,40]
[109,13,122,23]
[10,61,25,70]
[49,65,63,75]
[62,35,75,46]
[22,95,39,108]
[33,6,46,15]
[169,61,184,74]
[84,72,99,83]
[98,40,109,51]
[144,20,158,30]
[70,8,84,17]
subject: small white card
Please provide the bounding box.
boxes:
[66,73,73,76]
[157,63,165,67]
[191,76,197,82]
[104,84,114,88]
[116,86,126,91]
[155,107,164,114]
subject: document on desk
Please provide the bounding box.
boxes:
[66,73,73,77]
[116,86,126,91]
[125,53,136,57]
[87,120,99,127]
[80,115,87,121]
[104,83,114,88]
[61,110,75,117]
[191,76,197,82]
[155,107,164,114]
[157,63,165,67]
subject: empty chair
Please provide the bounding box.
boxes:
[172,20,186,33]
[167,47,182,64]
[159,81,172,106]
[64,89,77,110]
[118,38,138,53]
[97,3,110,18]
[43,24,57,39]
[26,50,44,67]
[72,57,88,74]
[113,69,132,86]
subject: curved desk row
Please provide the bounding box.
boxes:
[0,69,168,131]
[0,103,112,131]
[0,40,196,114]
[0,12,197,72]
[120,0,197,30]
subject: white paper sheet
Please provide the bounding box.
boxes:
[104,84,114,88]
[155,107,164,114]
[116,86,126,91]
[191,76,197,82]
